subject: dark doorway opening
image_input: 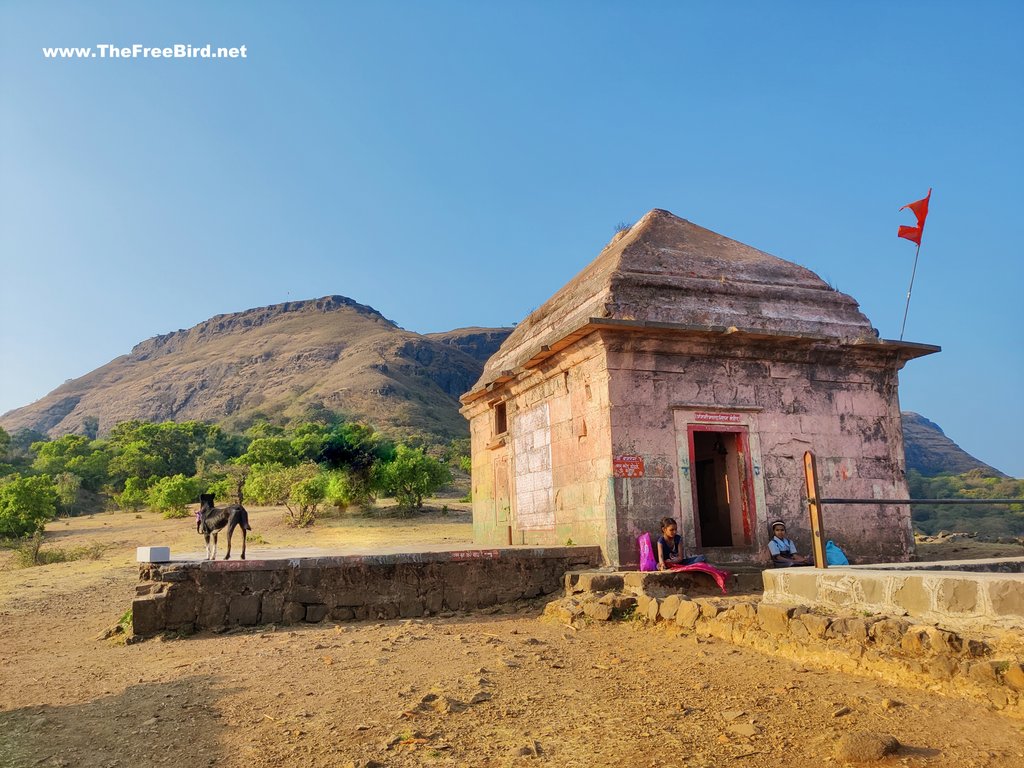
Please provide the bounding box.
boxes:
[689,429,754,548]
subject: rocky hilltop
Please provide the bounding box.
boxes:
[0,296,512,440]
[901,412,1006,478]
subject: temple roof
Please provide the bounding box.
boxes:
[469,209,927,398]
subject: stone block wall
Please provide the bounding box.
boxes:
[763,567,1024,629]
[604,335,913,566]
[132,546,601,637]
[465,337,616,557]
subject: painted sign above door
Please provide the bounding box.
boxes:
[694,412,743,424]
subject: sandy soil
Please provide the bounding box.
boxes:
[2,506,1023,768]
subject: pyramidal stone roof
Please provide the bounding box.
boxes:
[475,209,880,391]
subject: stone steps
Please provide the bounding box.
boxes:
[564,567,764,599]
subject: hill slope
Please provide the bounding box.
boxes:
[901,412,1007,478]
[0,296,512,441]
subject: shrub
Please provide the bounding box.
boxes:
[287,473,327,527]
[116,476,151,511]
[0,474,58,538]
[13,531,108,567]
[323,470,352,510]
[376,445,452,511]
[53,472,83,516]
[243,463,324,526]
[147,474,200,518]
[203,477,235,503]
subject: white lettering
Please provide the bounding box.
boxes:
[42,42,248,61]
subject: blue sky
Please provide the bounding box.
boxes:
[1,2,1021,476]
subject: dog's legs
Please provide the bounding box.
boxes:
[224,522,233,560]
[240,508,249,559]
[211,531,218,560]
[204,532,212,560]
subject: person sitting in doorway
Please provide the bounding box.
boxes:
[656,516,707,570]
[768,520,814,567]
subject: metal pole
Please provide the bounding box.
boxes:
[818,498,1023,506]
[803,452,828,569]
[899,240,922,341]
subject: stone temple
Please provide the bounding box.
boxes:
[460,209,938,567]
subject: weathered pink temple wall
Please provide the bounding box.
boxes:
[462,210,937,567]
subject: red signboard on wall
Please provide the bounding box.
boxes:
[613,455,645,478]
[694,412,742,424]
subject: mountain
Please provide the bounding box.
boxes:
[901,412,1007,478]
[0,296,512,441]
[0,297,1007,478]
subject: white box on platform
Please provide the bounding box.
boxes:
[137,546,171,563]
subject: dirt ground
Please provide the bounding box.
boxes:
[2,505,1023,768]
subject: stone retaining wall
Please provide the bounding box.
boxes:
[763,567,1024,629]
[133,547,601,637]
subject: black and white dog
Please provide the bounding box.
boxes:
[196,493,251,560]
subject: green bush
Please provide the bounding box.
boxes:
[53,472,83,516]
[203,477,235,503]
[288,473,327,527]
[116,476,151,511]
[147,474,200,518]
[243,463,324,525]
[0,474,58,538]
[323,470,352,509]
[376,445,452,511]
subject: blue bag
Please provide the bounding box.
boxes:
[825,540,849,566]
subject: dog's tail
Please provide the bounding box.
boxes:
[241,506,252,531]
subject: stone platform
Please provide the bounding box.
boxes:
[763,558,1024,629]
[564,567,764,599]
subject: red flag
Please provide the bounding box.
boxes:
[897,224,923,245]
[897,188,931,245]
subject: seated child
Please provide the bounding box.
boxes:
[768,520,814,567]
[656,516,707,570]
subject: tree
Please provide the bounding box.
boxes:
[245,420,284,439]
[0,474,58,538]
[243,464,306,506]
[319,422,393,471]
[106,421,221,485]
[239,437,299,467]
[319,422,393,506]
[116,476,151,511]
[377,445,452,510]
[0,426,10,462]
[200,461,250,505]
[31,434,110,491]
[290,423,330,463]
[242,463,323,526]
[323,470,353,510]
[288,473,327,527]
[147,475,200,518]
[53,472,83,516]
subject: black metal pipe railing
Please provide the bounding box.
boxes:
[816,498,1023,505]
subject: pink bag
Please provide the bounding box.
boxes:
[638,532,657,572]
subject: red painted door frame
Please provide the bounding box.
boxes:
[686,424,756,548]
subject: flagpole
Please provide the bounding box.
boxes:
[899,240,922,341]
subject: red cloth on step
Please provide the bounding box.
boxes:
[667,562,731,594]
